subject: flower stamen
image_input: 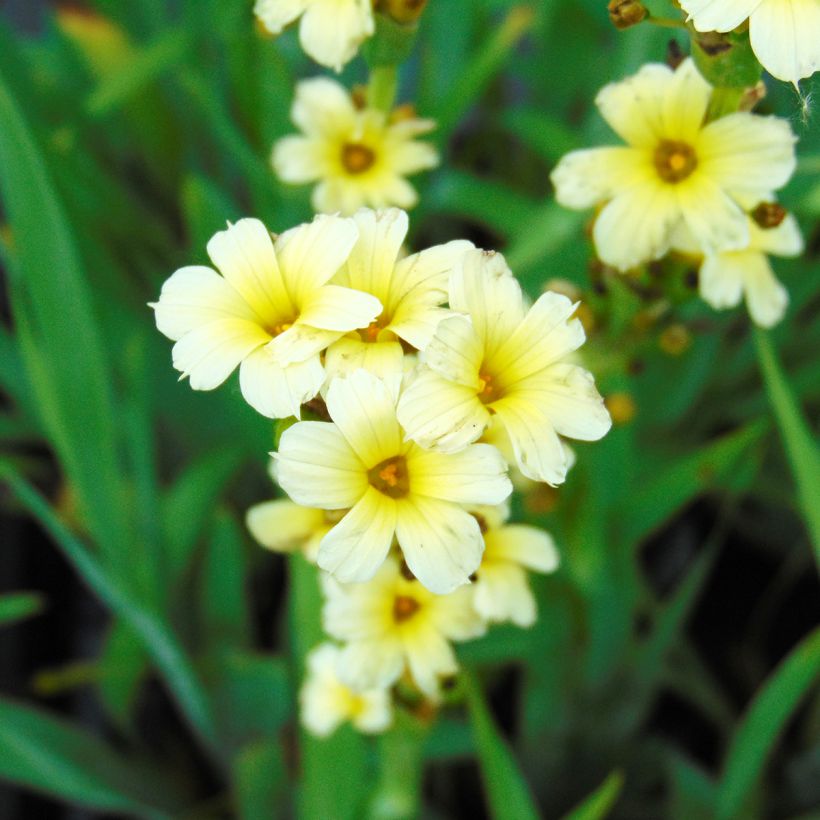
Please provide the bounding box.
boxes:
[654,140,698,183]
[342,143,376,174]
[368,455,410,498]
[392,595,420,623]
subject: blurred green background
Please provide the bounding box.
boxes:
[1,0,819,818]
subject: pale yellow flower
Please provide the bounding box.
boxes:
[396,249,611,486]
[254,0,373,72]
[680,0,820,84]
[676,213,804,328]
[300,643,392,737]
[275,369,512,594]
[152,215,381,418]
[551,59,797,272]
[273,78,439,215]
[322,557,486,698]
[470,505,559,627]
[324,208,472,386]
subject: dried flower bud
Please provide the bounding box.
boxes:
[608,0,647,30]
[659,324,692,356]
[605,392,637,425]
[376,0,428,25]
[751,201,787,230]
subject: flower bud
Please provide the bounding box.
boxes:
[605,392,637,425]
[608,0,647,30]
[376,0,428,25]
[659,324,692,356]
[751,201,787,230]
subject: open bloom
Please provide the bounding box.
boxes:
[273,78,439,215]
[275,369,512,593]
[397,249,611,486]
[470,505,559,627]
[254,0,373,72]
[677,211,804,328]
[325,208,472,385]
[551,58,797,271]
[680,0,820,85]
[322,558,486,697]
[152,215,381,418]
[300,643,392,737]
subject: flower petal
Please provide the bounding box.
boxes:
[751,214,804,257]
[661,58,712,143]
[239,347,325,418]
[474,564,536,627]
[679,0,762,31]
[742,253,790,328]
[272,136,326,183]
[750,0,820,83]
[397,368,489,453]
[338,639,404,691]
[254,0,308,34]
[171,318,269,390]
[207,218,294,326]
[317,487,398,583]
[324,337,405,386]
[699,252,745,310]
[297,284,382,333]
[151,265,257,342]
[326,369,402,468]
[299,0,374,71]
[395,497,484,594]
[291,76,357,135]
[407,442,511,505]
[276,214,360,306]
[276,421,367,508]
[678,175,750,255]
[403,624,458,696]
[246,500,326,554]
[484,525,559,572]
[421,314,483,388]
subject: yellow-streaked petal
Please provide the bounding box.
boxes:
[239,347,324,418]
[660,58,711,143]
[449,248,525,359]
[596,62,674,149]
[484,525,559,572]
[276,421,367,508]
[397,369,489,453]
[325,369,402,468]
[592,182,678,271]
[395,497,484,593]
[421,315,483,388]
[492,292,585,385]
[267,324,341,369]
[337,208,408,303]
[407,443,511,505]
[698,113,797,198]
[246,500,326,554]
[507,366,612,442]
[206,219,294,326]
[317,486,397,583]
[276,214,359,307]
[171,318,269,390]
[324,336,405,386]
[551,147,651,209]
[151,265,258,342]
[297,284,382,333]
[493,395,571,486]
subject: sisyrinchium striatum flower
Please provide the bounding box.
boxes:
[550,58,797,272]
[275,369,512,594]
[151,215,381,419]
[397,248,611,486]
[273,78,439,215]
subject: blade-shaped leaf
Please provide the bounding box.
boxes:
[0,592,43,627]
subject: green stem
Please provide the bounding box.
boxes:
[369,710,430,820]
[367,64,399,113]
[706,86,745,121]
[754,329,820,566]
[647,16,686,29]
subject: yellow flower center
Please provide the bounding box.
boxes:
[368,455,410,499]
[341,142,376,175]
[654,140,698,183]
[477,371,500,404]
[359,316,388,343]
[392,594,421,623]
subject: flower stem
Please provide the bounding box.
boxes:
[646,15,686,29]
[368,64,399,113]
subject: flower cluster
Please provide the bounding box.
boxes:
[154,206,609,735]
[551,58,802,328]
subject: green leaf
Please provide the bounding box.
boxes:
[462,668,540,820]
[0,464,219,755]
[716,626,820,819]
[233,739,289,820]
[0,592,43,627]
[561,771,624,820]
[0,67,128,571]
[754,329,820,565]
[97,621,148,729]
[0,696,184,818]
